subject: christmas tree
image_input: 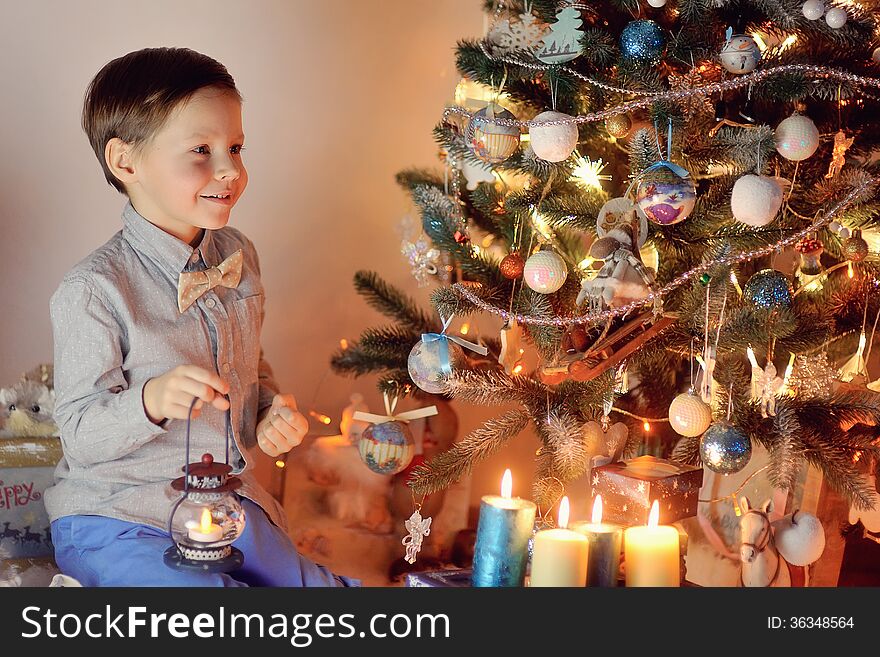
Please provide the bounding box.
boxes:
[332,0,880,517]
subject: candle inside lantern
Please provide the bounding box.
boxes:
[571,495,623,587]
[530,496,589,587]
[624,500,680,587]
[472,469,537,587]
[186,508,223,543]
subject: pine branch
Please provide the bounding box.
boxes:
[353,271,437,333]
[545,411,590,481]
[441,369,549,405]
[409,409,531,496]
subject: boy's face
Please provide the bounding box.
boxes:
[123,87,248,244]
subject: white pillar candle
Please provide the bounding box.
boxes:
[530,497,589,587]
[624,500,680,587]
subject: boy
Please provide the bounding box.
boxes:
[46,47,356,587]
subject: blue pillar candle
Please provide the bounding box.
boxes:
[571,495,623,587]
[472,470,537,587]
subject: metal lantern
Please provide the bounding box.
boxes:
[164,405,246,572]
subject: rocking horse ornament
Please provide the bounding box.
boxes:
[738,496,826,587]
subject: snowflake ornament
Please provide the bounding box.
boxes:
[488,11,548,56]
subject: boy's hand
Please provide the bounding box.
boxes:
[143,365,230,424]
[256,393,308,457]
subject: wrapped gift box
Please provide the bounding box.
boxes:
[592,455,703,526]
[0,437,62,558]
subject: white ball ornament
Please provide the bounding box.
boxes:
[825,6,847,28]
[873,47,880,66]
[669,391,713,437]
[646,0,667,7]
[773,510,826,566]
[775,114,820,161]
[523,250,568,294]
[801,0,825,20]
[731,174,784,227]
[529,111,579,163]
[719,35,761,74]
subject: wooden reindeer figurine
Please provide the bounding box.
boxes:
[738,496,826,587]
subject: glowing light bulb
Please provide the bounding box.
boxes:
[460,323,470,336]
[571,155,611,191]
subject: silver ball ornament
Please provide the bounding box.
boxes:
[743,269,794,310]
[719,35,761,75]
[669,391,713,437]
[775,114,820,161]
[801,0,825,20]
[524,250,568,294]
[620,20,666,65]
[825,6,847,28]
[529,111,579,163]
[731,174,784,227]
[700,422,752,474]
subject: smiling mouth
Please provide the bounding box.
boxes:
[200,192,233,205]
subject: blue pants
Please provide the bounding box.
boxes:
[51,499,359,587]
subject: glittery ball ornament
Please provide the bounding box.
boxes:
[407,336,466,394]
[743,269,794,310]
[358,421,415,475]
[669,391,713,437]
[500,252,526,279]
[523,250,568,294]
[529,111,579,162]
[619,20,666,65]
[719,34,761,74]
[825,6,847,28]
[700,422,752,474]
[635,166,696,226]
[605,113,632,139]
[802,0,825,19]
[775,114,820,162]
[843,229,870,262]
[466,105,520,164]
[731,174,783,227]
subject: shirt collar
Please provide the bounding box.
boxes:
[121,201,216,277]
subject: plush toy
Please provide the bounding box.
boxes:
[0,380,57,438]
[577,223,654,309]
[21,364,53,390]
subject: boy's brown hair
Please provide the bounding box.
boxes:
[83,47,241,193]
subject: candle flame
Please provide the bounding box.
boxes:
[591,495,603,524]
[648,500,660,528]
[501,469,512,499]
[199,508,213,533]
[558,496,570,529]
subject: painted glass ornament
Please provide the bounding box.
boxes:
[466,104,520,164]
[731,174,783,227]
[619,20,665,65]
[669,391,713,437]
[358,421,415,475]
[742,269,794,310]
[605,113,632,139]
[843,229,869,261]
[635,164,697,226]
[700,422,752,474]
[794,236,824,276]
[523,250,568,294]
[775,114,820,161]
[536,6,584,64]
[500,251,525,279]
[407,336,466,394]
[802,0,825,19]
[719,32,761,74]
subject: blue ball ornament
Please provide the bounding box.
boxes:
[620,20,666,65]
[700,422,752,474]
[742,269,794,310]
[358,421,415,475]
[408,335,466,394]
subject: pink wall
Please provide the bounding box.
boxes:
[0,1,543,515]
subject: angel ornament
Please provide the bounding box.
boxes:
[756,361,783,418]
[402,507,432,564]
[577,222,655,310]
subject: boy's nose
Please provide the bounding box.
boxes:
[214,155,241,181]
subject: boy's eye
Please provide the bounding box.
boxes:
[231,145,244,155]
[193,146,209,155]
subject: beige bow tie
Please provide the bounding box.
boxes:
[177,249,243,313]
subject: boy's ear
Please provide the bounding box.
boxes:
[105,138,138,186]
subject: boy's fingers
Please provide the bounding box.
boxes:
[183,366,230,395]
[211,396,231,411]
[178,379,216,404]
[272,393,298,411]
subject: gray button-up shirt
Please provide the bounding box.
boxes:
[45,202,287,532]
